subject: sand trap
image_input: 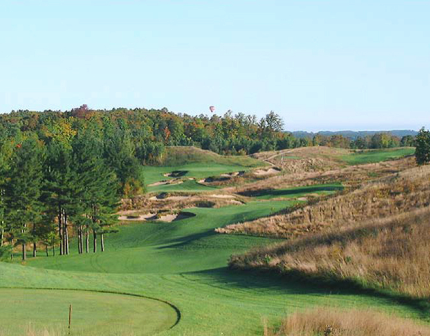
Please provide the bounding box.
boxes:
[118,213,157,221]
[253,168,281,176]
[208,194,235,199]
[148,179,184,187]
[119,211,194,222]
[221,172,239,177]
[149,195,190,201]
[297,197,308,201]
[158,212,195,222]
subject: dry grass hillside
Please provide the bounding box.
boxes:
[228,156,415,196]
[230,206,430,298]
[252,146,348,173]
[265,308,430,336]
[217,164,430,238]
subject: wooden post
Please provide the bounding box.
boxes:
[68,304,72,333]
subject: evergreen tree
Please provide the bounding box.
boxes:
[4,138,45,261]
[71,131,119,253]
[415,127,430,165]
[104,129,144,197]
[43,140,80,255]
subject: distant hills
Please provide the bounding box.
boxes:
[291,130,418,140]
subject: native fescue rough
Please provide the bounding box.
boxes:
[264,308,430,336]
[230,206,430,298]
[218,164,430,238]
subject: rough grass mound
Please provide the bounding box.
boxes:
[266,308,430,336]
[157,146,263,167]
[230,207,430,298]
[218,164,430,238]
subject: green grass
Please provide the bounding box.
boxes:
[159,146,264,168]
[0,289,176,336]
[144,163,256,192]
[144,146,266,192]
[248,183,344,199]
[147,178,218,193]
[1,198,428,335]
[340,148,415,165]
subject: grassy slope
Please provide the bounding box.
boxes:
[340,147,415,165]
[249,183,344,200]
[145,146,265,192]
[0,200,428,335]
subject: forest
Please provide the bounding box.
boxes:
[0,106,421,261]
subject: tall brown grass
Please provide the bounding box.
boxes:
[230,206,430,298]
[265,308,430,336]
[218,164,430,238]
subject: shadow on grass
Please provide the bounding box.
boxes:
[240,185,344,198]
[184,267,430,320]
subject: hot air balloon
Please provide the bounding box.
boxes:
[209,106,215,113]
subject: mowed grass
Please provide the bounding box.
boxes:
[144,163,252,185]
[249,183,344,200]
[144,147,265,192]
[0,289,177,336]
[1,199,428,335]
[340,147,415,165]
[147,178,218,193]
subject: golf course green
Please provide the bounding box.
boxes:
[1,198,427,335]
[0,289,178,336]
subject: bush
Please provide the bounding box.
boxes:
[0,245,12,261]
[415,127,430,165]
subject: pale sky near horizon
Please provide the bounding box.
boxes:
[0,1,429,131]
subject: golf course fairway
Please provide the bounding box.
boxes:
[1,200,428,335]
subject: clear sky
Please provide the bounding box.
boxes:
[1,1,428,131]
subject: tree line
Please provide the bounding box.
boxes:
[310,132,415,149]
[0,106,293,260]
[0,106,425,260]
[0,126,143,260]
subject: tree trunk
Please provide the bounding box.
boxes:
[22,225,27,261]
[33,242,37,258]
[52,245,55,256]
[100,233,105,252]
[0,227,3,247]
[22,243,26,261]
[46,245,49,257]
[80,228,84,254]
[77,228,81,254]
[85,229,89,253]
[64,211,69,255]
[58,206,63,255]
[10,239,13,260]
[93,230,97,253]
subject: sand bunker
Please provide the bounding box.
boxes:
[118,213,157,221]
[149,195,190,201]
[220,171,245,178]
[163,170,188,178]
[119,211,194,222]
[253,168,281,176]
[148,179,184,187]
[208,194,235,199]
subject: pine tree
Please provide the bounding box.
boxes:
[70,130,119,254]
[43,140,80,255]
[4,138,44,261]
[415,127,430,165]
[103,129,144,197]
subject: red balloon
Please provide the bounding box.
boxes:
[209,106,215,113]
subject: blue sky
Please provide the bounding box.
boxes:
[0,1,428,131]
